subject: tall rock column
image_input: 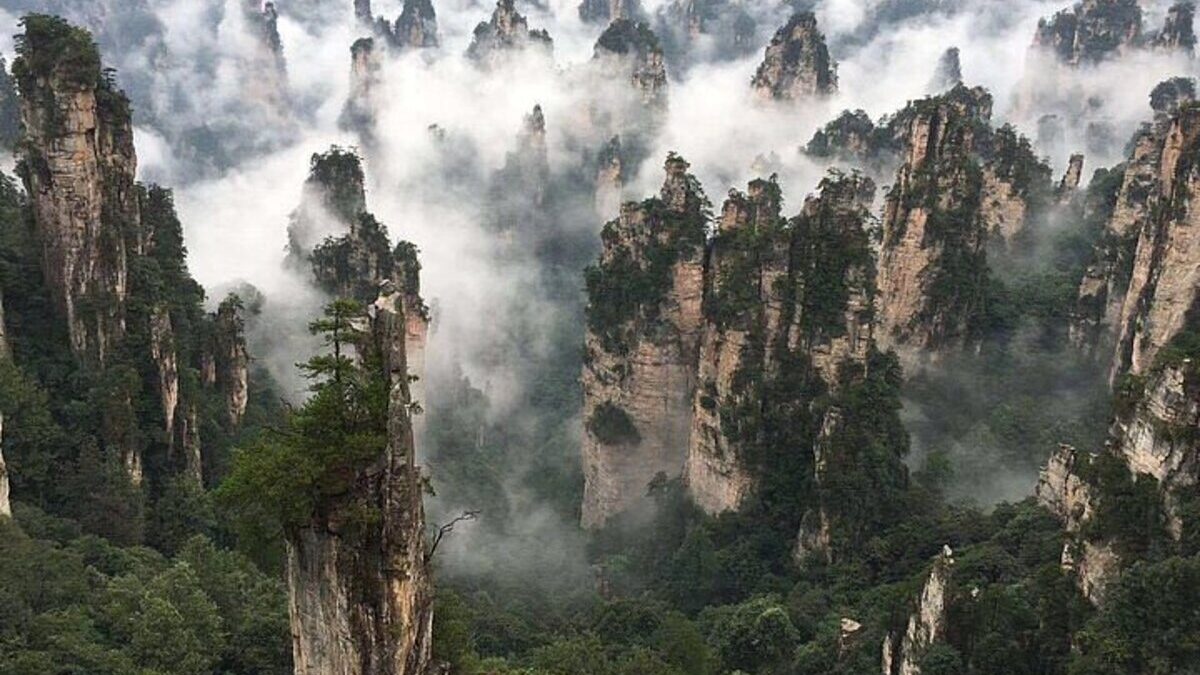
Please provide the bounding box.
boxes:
[0,414,9,519]
[581,155,707,528]
[751,12,837,102]
[287,284,433,675]
[875,86,994,368]
[13,16,138,366]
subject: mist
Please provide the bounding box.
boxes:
[7,0,1195,579]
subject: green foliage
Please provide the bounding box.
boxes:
[1082,452,1168,559]
[1071,556,1200,674]
[586,402,641,446]
[219,300,389,534]
[0,517,288,674]
[12,14,101,93]
[584,189,708,354]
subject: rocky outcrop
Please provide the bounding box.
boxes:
[1151,2,1197,53]
[751,13,837,102]
[390,0,440,49]
[14,17,137,366]
[874,86,1051,367]
[1058,153,1085,198]
[655,0,758,67]
[875,87,992,365]
[0,414,9,519]
[341,38,382,141]
[1037,444,1122,604]
[687,173,880,516]
[594,19,669,111]
[1107,105,1200,380]
[595,136,625,218]
[1033,0,1142,65]
[581,156,707,528]
[298,149,432,392]
[242,1,289,110]
[929,47,962,93]
[149,304,180,442]
[580,0,643,24]
[214,297,250,429]
[466,0,552,68]
[1111,362,1199,537]
[882,546,955,675]
[355,0,373,24]
[286,285,433,675]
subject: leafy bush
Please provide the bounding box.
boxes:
[587,402,641,446]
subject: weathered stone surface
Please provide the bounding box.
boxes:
[392,0,440,49]
[687,173,879,517]
[287,284,433,675]
[466,0,552,68]
[1033,0,1142,65]
[341,38,383,141]
[1109,106,1200,381]
[594,19,669,111]
[595,136,625,218]
[1151,1,1196,53]
[581,156,707,529]
[16,37,136,366]
[883,546,955,675]
[1058,153,1085,198]
[215,298,250,428]
[875,87,992,367]
[149,303,179,443]
[0,414,9,519]
[751,12,836,102]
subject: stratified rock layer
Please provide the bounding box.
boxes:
[287,285,433,675]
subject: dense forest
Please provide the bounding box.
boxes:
[0,1,1198,674]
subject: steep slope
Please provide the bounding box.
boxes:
[751,12,836,102]
[581,155,707,528]
[286,287,434,675]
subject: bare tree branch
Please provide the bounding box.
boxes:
[426,510,480,562]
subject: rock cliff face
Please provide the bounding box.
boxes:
[1151,2,1196,53]
[297,149,432,398]
[594,136,625,218]
[214,298,250,429]
[391,0,440,49]
[1043,104,1200,605]
[287,285,433,675]
[1075,104,1200,379]
[14,19,137,367]
[466,0,553,68]
[1058,153,1085,198]
[594,19,669,111]
[581,156,707,528]
[875,87,992,365]
[874,86,1051,368]
[242,1,289,110]
[1033,0,1142,65]
[1108,105,1200,380]
[580,0,643,24]
[341,38,382,141]
[751,13,837,102]
[0,414,9,519]
[687,173,879,516]
[882,547,955,675]
[656,0,758,68]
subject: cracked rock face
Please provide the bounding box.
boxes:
[287,287,433,675]
[751,12,837,102]
[883,547,955,675]
[0,414,9,519]
[581,156,707,529]
[594,19,669,111]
